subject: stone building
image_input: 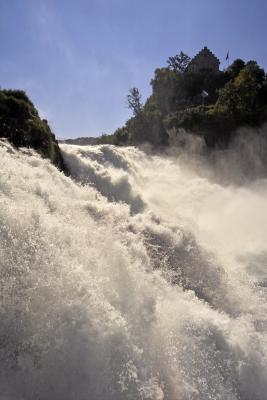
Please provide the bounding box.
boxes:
[187,47,220,73]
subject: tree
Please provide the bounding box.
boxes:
[217,61,266,124]
[167,51,191,73]
[216,81,240,116]
[113,126,128,145]
[227,59,245,79]
[127,87,143,116]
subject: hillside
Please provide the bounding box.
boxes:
[100,49,267,148]
[3,49,267,155]
[0,89,67,172]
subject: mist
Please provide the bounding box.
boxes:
[0,136,267,399]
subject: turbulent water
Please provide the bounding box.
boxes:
[1,139,267,399]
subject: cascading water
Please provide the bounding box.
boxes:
[0,139,267,399]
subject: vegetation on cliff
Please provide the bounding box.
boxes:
[0,89,66,171]
[3,51,267,155]
[98,53,267,148]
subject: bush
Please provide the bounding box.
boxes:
[0,89,66,171]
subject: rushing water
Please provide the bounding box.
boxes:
[0,139,267,399]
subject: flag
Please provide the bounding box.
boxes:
[201,90,209,98]
[226,51,229,61]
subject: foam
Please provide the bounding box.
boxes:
[0,140,266,399]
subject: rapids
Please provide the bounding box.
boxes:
[0,139,267,399]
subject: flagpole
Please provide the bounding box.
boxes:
[226,51,230,68]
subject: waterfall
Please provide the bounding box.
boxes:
[0,139,267,399]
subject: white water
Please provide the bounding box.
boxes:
[1,139,267,399]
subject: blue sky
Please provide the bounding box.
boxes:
[1,0,267,138]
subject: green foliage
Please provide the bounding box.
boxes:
[217,61,267,125]
[127,87,143,116]
[167,51,191,73]
[113,126,129,145]
[101,53,267,150]
[126,108,167,147]
[227,59,245,79]
[96,133,117,145]
[151,67,229,115]
[165,105,235,147]
[164,60,267,147]
[151,68,185,114]
[163,59,267,148]
[0,89,66,171]
[3,53,266,154]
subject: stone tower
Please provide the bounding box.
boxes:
[187,47,220,73]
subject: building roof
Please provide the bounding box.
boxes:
[187,46,220,72]
[193,46,220,63]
